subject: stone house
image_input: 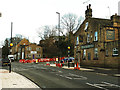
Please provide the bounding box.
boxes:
[12,38,43,60]
[74,4,120,68]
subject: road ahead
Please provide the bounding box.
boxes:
[2,62,120,90]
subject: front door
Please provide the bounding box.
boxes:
[88,53,91,60]
[33,54,35,59]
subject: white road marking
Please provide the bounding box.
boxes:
[69,73,87,80]
[102,82,120,88]
[96,73,108,76]
[86,82,108,90]
[65,76,72,80]
[114,74,120,77]
[56,73,87,80]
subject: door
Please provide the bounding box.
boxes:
[33,54,35,59]
[88,53,91,60]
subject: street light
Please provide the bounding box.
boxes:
[56,12,60,40]
[56,12,60,63]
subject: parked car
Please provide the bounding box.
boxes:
[2,58,10,66]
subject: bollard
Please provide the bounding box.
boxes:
[36,59,38,64]
[8,63,11,73]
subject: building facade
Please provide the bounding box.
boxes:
[12,38,43,60]
[74,4,120,68]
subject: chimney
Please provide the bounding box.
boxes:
[111,13,120,27]
[85,4,92,18]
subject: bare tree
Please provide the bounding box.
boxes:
[37,25,58,40]
[61,13,84,34]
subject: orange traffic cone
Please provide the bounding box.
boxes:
[78,63,80,70]
[74,63,77,69]
[77,62,78,69]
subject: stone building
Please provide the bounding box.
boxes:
[74,4,120,68]
[12,38,43,60]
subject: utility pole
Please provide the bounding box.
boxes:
[11,22,13,44]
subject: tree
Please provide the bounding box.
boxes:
[2,34,23,57]
[2,39,9,57]
[60,13,84,57]
[37,25,57,40]
[61,13,84,34]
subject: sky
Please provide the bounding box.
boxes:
[0,0,120,48]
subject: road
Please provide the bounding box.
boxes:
[2,62,120,90]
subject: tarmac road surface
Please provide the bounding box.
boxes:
[2,62,119,90]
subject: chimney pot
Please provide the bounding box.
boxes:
[87,6,88,9]
[89,4,91,8]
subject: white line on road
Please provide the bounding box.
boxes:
[69,73,87,80]
[102,82,120,88]
[86,82,108,90]
[65,76,72,80]
[96,73,108,76]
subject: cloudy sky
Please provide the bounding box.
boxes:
[0,0,119,47]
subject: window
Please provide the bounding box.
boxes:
[76,36,79,45]
[106,50,108,56]
[94,48,98,59]
[29,54,31,57]
[84,22,88,31]
[27,54,29,58]
[79,35,83,42]
[27,47,32,51]
[87,34,90,43]
[36,48,40,51]
[83,49,86,60]
[113,48,118,56]
[94,31,98,41]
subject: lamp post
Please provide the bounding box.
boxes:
[56,12,60,40]
[56,12,60,62]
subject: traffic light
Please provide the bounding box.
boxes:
[68,46,70,50]
[10,43,13,47]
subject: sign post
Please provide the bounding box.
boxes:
[68,46,70,68]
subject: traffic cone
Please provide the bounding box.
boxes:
[77,62,78,69]
[78,63,80,70]
[74,63,77,69]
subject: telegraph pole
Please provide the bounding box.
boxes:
[11,22,13,44]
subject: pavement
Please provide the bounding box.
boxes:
[0,69,41,89]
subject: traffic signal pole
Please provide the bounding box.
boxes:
[9,22,13,73]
